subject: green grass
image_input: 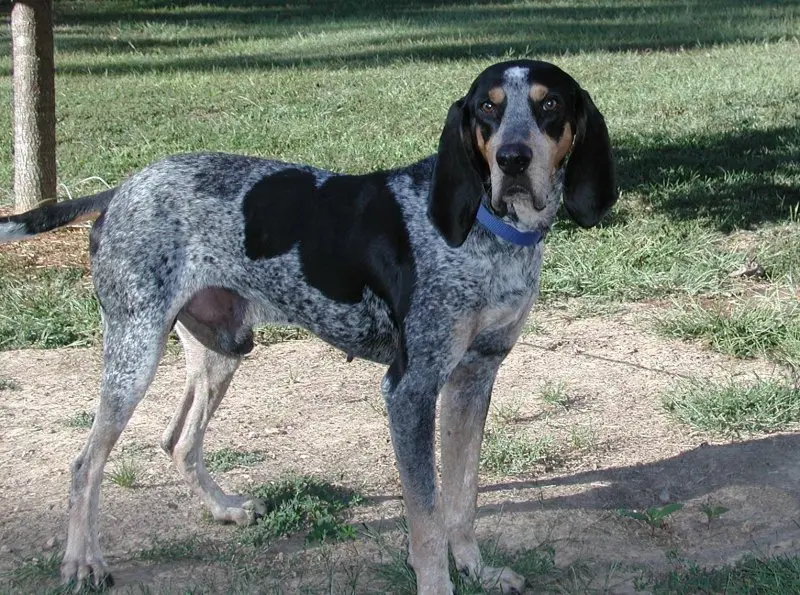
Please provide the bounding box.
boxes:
[0,258,313,351]
[757,223,800,284]
[650,555,800,595]
[488,545,556,584]
[253,325,311,346]
[63,410,95,429]
[567,424,596,453]
[539,380,571,410]
[39,0,800,82]
[542,218,745,302]
[663,378,800,436]
[658,297,800,366]
[480,428,559,475]
[0,377,20,391]
[617,503,684,536]
[205,448,265,473]
[490,401,522,426]
[480,421,600,475]
[238,475,363,546]
[135,535,217,563]
[106,457,141,488]
[0,262,100,350]
[0,552,62,591]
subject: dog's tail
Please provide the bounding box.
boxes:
[0,188,115,244]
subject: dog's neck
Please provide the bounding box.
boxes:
[474,202,546,247]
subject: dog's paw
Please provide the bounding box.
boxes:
[210,495,266,526]
[482,565,526,594]
[240,497,267,520]
[61,557,114,592]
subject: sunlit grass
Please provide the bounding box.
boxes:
[663,377,800,436]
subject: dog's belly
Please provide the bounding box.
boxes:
[299,292,400,366]
[246,279,400,367]
[315,314,399,365]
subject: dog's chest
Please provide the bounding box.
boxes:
[477,249,541,330]
[469,239,544,310]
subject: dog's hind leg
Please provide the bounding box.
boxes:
[440,346,526,594]
[160,322,265,525]
[61,316,168,589]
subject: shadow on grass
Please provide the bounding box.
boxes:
[361,433,800,553]
[479,431,800,513]
[34,0,800,74]
[615,123,800,231]
[554,122,799,233]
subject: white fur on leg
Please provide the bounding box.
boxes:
[0,222,29,243]
[166,323,266,525]
[480,565,526,594]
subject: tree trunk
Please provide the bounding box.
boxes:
[11,0,56,214]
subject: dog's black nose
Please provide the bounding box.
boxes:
[495,144,532,175]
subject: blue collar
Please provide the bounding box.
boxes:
[475,203,545,247]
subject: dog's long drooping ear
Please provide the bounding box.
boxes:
[563,89,617,227]
[428,98,485,247]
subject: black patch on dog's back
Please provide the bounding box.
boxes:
[242,169,416,328]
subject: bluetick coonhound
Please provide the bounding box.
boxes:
[0,59,615,593]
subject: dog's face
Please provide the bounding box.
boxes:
[469,62,579,228]
[429,60,618,247]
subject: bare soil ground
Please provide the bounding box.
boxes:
[0,217,92,272]
[1,301,798,593]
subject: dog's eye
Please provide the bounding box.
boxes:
[480,101,497,115]
[542,98,559,111]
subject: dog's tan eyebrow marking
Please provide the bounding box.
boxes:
[475,127,498,166]
[529,84,548,101]
[552,122,574,167]
[475,128,487,161]
[487,87,505,104]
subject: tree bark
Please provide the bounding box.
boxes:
[11,0,56,214]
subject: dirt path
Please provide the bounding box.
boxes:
[1,305,798,592]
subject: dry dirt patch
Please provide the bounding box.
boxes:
[0,223,92,272]
[0,305,798,592]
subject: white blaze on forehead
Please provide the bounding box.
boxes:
[501,66,533,115]
[503,66,529,86]
[499,66,533,125]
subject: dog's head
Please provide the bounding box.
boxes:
[428,59,617,247]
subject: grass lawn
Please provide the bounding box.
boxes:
[1,0,799,592]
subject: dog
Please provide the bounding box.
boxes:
[0,59,615,593]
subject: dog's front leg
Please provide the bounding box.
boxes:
[382,367,451,595]
[440,347,526,594]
